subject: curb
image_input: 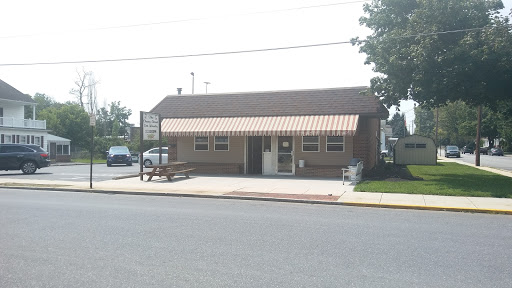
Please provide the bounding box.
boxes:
[2,184,511,215]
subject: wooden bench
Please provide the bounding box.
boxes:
[342,161,363,185]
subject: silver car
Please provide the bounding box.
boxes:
[141,147,169,167]
[445,146,460,158]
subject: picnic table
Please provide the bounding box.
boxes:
[139,162,195,181]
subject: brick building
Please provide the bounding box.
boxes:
[150,87,388,177]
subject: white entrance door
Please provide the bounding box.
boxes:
[277,136,294,174]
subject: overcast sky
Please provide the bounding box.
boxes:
[1,0,511,127]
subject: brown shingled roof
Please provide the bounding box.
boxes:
[151,87,388,119]
[0,79,35,103]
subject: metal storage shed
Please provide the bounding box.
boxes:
[394,135,437,165]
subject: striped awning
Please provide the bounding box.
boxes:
[161,115,359,137]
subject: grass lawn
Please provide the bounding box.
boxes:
[71,158,107,164]
[355,162,512,198]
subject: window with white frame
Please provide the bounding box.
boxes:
[302,136,319,152]
[326,136,344,152]
[214,136,229,151]
[194,136,209,151]
[57,145,70,155]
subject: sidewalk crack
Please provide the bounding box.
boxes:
[466,197,477,208]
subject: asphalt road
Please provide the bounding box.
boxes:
[1,189,511,288]
[445,152,512,171]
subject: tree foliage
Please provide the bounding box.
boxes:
[413,105,435,139]
[95,101,132,137]
[353,0,512,109]
[24,93,60,119]
[39,103,90,148]
[414,102,504,148]
[388,112,408,138]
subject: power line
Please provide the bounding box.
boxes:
[0,1,369,39]
[0,24,509,67]
[0,41,353,66]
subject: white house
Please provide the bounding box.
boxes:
[0,79,49,150]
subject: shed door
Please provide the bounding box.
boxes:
[50,143,57,160]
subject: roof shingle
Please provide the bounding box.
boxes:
[151,87,388,119]
[0,79,35,103]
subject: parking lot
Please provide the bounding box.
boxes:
[0,162,144,182]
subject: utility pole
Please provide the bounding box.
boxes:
[190,72,195,94]
[204,82,210,94]
[476,105,482,166]
[436,108,439,156]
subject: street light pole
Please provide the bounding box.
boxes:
[190,72,195,94]
[204,82,210,94]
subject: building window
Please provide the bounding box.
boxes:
[4,135,11,143]
[405,143,427,149]
[57,145,70,155]
[326,136,344,152]
[194,136,209,151]
[302,136,319,152]
[20,135,26,144]
[214,136,229,151]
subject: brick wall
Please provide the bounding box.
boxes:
[353,117,379,171]
[295,165,343,177]
[186,162,244,174]
[167,136,177,161]
[54,155,71,162]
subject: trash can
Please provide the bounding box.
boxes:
[299,160,305,168]
[348,158,361,181]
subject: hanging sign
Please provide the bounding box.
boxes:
[142,112,160,140]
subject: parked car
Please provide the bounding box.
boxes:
[106,146,132,166]
[490,147,504,156]
[445,145,460,158]
[141,147,169,168]
[0,144,51,174]
[461,145,474,154]
[478,147,488,155]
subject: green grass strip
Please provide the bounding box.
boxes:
[355,162,512,198]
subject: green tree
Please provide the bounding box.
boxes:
[95,101,132,137]
[389,112,407,138]
[414,106,435,139]
[25,93,60,119]
[39,104,90,148]
[352,0,511,109]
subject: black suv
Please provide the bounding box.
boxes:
[0,144,51,174]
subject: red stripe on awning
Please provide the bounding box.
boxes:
[161,115,359,137]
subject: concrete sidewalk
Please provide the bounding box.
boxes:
[1,166,511,214]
